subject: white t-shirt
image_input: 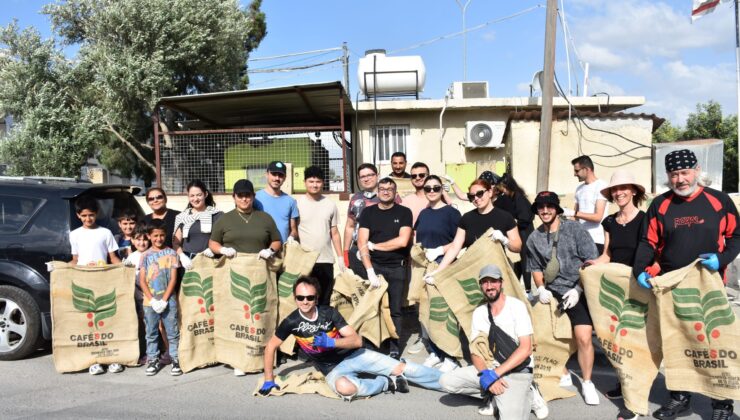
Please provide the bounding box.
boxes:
[471,296,534,368]
[69,226,119,266]
[574,178,608,245]
[296,195,339,264]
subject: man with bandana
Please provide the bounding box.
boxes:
[633,149,740,420]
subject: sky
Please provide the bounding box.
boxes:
[3,0,738,125]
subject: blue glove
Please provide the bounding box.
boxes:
[313,332,336,349]
[258,380,280,396]
[699,253,720,271]
[478,369,500,392]
[637,271,653,289]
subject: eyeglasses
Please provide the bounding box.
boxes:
[378,187,396,193]
[410,173,427,179]
[295,295,316,302]
[467,190,486,202]
[423,185,442,193]
[147,195,165,202]
[359,173,377,180]
[270,171,286,178]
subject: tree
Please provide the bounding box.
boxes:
[0,0,266,182]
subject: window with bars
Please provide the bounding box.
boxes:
[373,125,408,162]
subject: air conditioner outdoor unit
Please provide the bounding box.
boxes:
[452,81,489,99]
[465,121,506,148]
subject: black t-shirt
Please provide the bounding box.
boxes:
[177,213,223,254]
[358,204,413,265]
[275,306,351,375]
[458,207,517,248]
[144,209,180,248]
[602,211,645,266]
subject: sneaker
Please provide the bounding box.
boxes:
[88,363,105,375]
[605,383,623,400]
[581,380,600,405]
[233,368,246,376]
[710,401,733,420]
[531,384,549,419]
[407,336,425,354]
[559,372,573,387]
[145,359,161,376]
[108,363,124,373]
[617,409,638,420]
[170,360,182,376]
[389,375,409,393]
[423,353,442,368]
[438,358,458,373]
[478,398,495,416]
[389,351,401,360]
[652,394,691,419]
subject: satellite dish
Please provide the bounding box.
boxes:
[529,70,560,97]
[469,123,493,146]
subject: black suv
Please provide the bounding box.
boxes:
[0,177,144,360]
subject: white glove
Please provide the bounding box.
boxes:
[151,298,167,314]
[423,273,436,285]
[336,260,346,273]
[220,247,237,258]
[122,256,136,267]
[490,230,510,246]
[46,262,55,272]
[367,242,376,251]
[258,248,275,260]
[201,248,215,258]
[561,285,582,310]
[179,253,193,271]
[442,175,455,185]
[366,268,381,289]
[562,208,575,217]
[537,286,553,304]
[286,236,296,244]
[425,246,445,262]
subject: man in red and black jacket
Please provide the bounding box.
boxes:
[632,149,739,420]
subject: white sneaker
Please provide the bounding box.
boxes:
[88,363,105,375]
[438,358,458,373]
[233,368,246,376]
[423,353,442,368]
[530,384,549,419]
[407,337,425,354]
[581,380,600,405]
[477,400,495,416]
[108,363,123,373]
[559,372,573,387]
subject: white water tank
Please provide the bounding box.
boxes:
[358,49,426,96]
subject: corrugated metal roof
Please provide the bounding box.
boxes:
[508,110,665,132]
[157,81,353,128]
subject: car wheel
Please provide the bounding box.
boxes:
[0,286,42,360]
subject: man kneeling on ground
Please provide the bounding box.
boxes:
[259,276,442,399]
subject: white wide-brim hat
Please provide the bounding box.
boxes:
[600,170,646,200]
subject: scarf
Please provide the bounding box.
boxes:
[175,206,220,239]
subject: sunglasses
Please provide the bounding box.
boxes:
[467,190,486,202]
[410,173,427,179]
[295,295,316,302]
[147,194,165,202]
[423,185,442,193]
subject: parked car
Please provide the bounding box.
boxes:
[0,177,144,360]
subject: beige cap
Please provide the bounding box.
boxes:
[600,170,645,200]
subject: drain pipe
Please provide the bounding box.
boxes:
[439,88,451,161]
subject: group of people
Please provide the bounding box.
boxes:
[62,150,738,420]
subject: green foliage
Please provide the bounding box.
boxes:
[182,271,214,315]
[672,287,735,344]
[652,120,681,144]
[230,269,267,314]
[71,281,117,329]
[598,275,648,333]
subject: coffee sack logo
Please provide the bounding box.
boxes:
[429,296,459,336]
[72,282,116,329]
[599,275,648,337]
[230,269,267,321]
[673,287,735,343]
[182,271,214,318]
[458,278,485,306]
[277,272,299,298]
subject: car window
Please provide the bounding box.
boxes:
[0,195,44,234]
[70,191,145,236]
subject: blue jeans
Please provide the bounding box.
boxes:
[325,348,443,398]
[144,299,179,360]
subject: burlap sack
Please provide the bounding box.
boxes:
[330,270,398,347]
[652,260,740,400]
[407,244,428,304]
[213,254,278,373]
[253,371,339,399]
[419,283,463,359]
[531,301,577,401]
[50,262,139,373]
[469,333,494,364]
[277,241,319,354]
[581,263,661,415]
[178,255,224,373]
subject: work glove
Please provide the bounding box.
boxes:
[335,258,346,273]
[258,381,280,396]
[286,236,296,245]
[343,250,350,268]
[537,286,553,304]
[258,248,275,260]
[366,268,381,289]
[367,242,376,251]
[561,285,582,310]
[489,230,509,247]
[201,248,215,258]
[151,298,167,314]
[220,247,237,258]
[423,272,436,286]
[699,253,720,271]
[178,253,193,271]
[562,208,575,217]
[313,332,336,349]
[46,262,55,272]
[478,369,500,393]
[122,255,137,267]
[425,246,445,262]
[442,175,455,185]
[636,271,653,289]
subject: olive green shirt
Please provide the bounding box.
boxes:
[210,209,280,253]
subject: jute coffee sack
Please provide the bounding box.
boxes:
[419,282,463,359]
[253,371,339,399]
[531,300,577,401]
[651,260,740,400]
[276,241,319,354]
[330,270,397,348]
[50,262,139,373]
[178,255,223,373]
[213,254,277,373]
[407,244,428,304]
[581,263,661,415]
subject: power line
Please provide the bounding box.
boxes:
[250,46,342,62]
[247,57,342,74]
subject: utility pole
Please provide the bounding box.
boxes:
[735,0,740,192]
[342,42,350,96]
[536,0,557,192]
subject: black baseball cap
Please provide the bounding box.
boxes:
[531,191,564,214]
[233,179,255,195]
[267,161,287,175]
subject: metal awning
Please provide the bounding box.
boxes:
[157,81,354,128]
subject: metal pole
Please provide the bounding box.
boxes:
[456,0,472,80]
[735,0,740,192]
[536,0,557,192]
[342,42,350,96]
[153,112,161,188]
